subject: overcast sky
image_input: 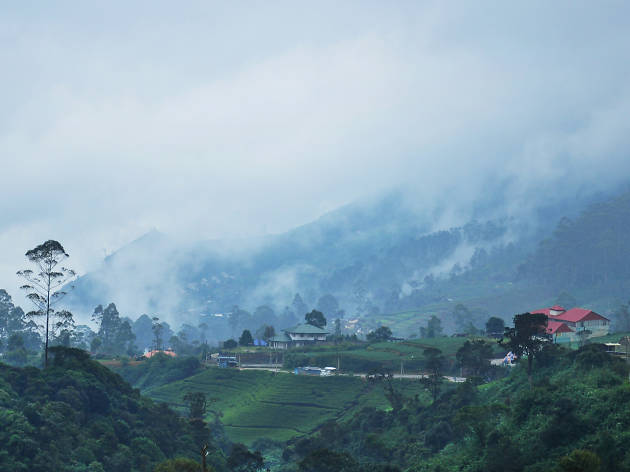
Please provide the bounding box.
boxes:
[2,1,630,300]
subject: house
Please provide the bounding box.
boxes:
[269,332,293,349]
[551,308,610,337]
[269,323,330,349]
[531,306,610,343]
[532,305,567,317]
[143,348,177,358]
[545,320,575,343]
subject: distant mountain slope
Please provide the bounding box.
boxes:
[66,187,624,332]
[518,189,630,294]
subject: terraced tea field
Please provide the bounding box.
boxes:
[285,336,496,373]
[144,367,430,445]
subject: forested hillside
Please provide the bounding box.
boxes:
[518,189,630,294]
[278,344,630,471]
[0,347,227,472]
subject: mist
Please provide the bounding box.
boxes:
[2,1,630,325]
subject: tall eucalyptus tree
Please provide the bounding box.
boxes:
[17,240,76,367]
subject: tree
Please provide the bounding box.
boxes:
[154,458,206,472]
[262,325,275,342]
[227,443,264,472]
[0,289,37,353]
[230,306,252,335]
[316,294,340,318]
[299,448,359,472]
[452,303,472,334]
[456,340,493,377]
[116,319,136,355]
[17,240,76,367]
[91,303,135,355]
[558,449,601,472]
[152,317,164,351]
[422,347,445,400]
[485,317,505,338]
[239,329,254,346]
[223,338,238,349]
[278,306,297,329]
[334,318,342,338]
[420,315,443,338]
[305,309,326,328]
[253,305,276,326]
[132,314,154,351]
[198,323,209,344]
[183,391,207,419]
[4,333,28,366]
[71,324,95,351]
[367,326,392,342]
[501,312,551,384]
[292,293,308,319]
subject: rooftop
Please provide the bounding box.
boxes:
[551,308,610,323]
[270,333,292,342]
[546,320,574,334]
[285,323,330,335]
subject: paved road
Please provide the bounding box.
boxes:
[235,366,466,382]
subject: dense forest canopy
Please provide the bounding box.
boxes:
[0,347,227,472]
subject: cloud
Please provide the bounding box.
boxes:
[1,1,630,311]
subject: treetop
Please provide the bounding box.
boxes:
[25,240,69,261]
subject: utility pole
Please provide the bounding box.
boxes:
[201,444,208,472]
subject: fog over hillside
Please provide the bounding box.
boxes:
[2,2,630,328]
[65,185,622,330]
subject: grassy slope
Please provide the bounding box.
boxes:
[286,337,500,374]
[143,367,430,445]
[112,337,489,446]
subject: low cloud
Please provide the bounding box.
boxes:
[2,1,630,315]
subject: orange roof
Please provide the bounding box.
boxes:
[144,349,177,358]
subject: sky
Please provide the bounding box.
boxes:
[2,1,630,305]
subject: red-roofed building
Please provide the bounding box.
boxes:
[546,320,574,342]
[550,305,566,315]
[530,306,610,343]
[550,308,610,337]
[531,306,566,317]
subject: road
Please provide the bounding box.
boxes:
[236,365,466,382]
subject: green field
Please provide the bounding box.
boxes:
[143,367,430,445]
[284,336,502,373]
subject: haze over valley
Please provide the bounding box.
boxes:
[3,2,630,472]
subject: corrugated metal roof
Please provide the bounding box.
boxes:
[551,308,609,323]
[546,320,573,334]
[285,323,330,334]
[270,333,292,342]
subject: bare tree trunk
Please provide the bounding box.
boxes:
[45,271,51,368]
